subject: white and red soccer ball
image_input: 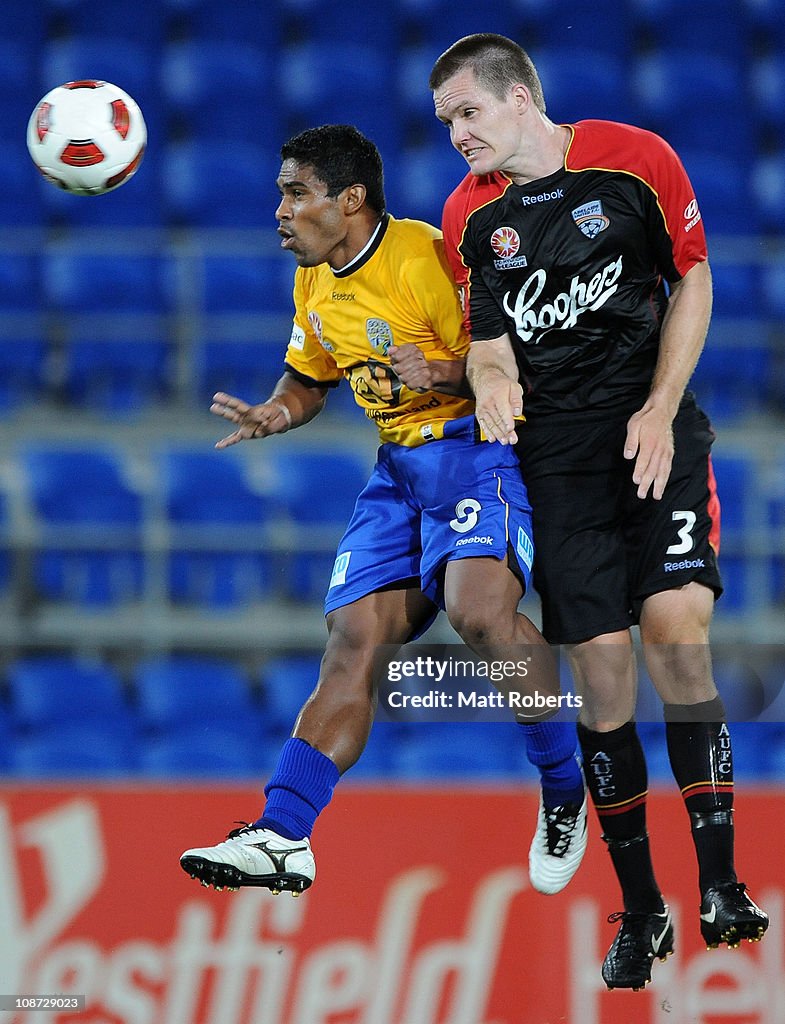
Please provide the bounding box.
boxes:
[27,80,146,196]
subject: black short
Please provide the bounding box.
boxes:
[515,395,723,644]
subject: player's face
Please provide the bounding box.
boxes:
[275,161,348,268]
[433,68,524,177]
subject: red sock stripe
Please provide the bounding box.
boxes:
[595,791,648,817]
[681,781,734,799]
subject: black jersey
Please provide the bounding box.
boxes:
[442,120,708,418]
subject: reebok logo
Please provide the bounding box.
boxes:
[664,558,705,572]
[521,188,564,207]
[455,535,493,546]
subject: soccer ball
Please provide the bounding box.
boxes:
[27,80,146,196]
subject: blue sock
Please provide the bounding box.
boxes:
[521,722,585,809]
[252,738,340,840]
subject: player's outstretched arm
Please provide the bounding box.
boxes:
[389,344,471,397]
[466,335,523,445]
[210,373,327,449]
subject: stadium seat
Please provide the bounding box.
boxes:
[63,337,174,414]
[162,40,281,142]
[133,655,257,732]
[40,37,160,123]
[534,48,637,126]
[166,0,281,44]
[48,0,166,46]
[399,0,521,48]
[751,151,785,233]
[23,446,145,605]
[161,140,280,227]
[42,249,171,315]
[761,262,785,320]
[7,654,135,730]
[0,339,48,413]
[258,654,322,735]
[200,254,294,315]
[676,150,758,238]
[0,251,41,314]
[0,36,45,227]
[750,54,785,130]
[387,143,467,228]
[630,0,747,56]
[633,52,751,156]
[265,448,369,601]
[278,43,402,158]
[11,724,140,777]
[161,448,275,606]
[139,727,276,778]
[197,340,288,404]
[393,722,523,778]
[711,453,756,612]
[691,339,771,422]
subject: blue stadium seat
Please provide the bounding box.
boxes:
[676,150,758,237]
[48,0,166,46]
[258,654,321,735]
[399,0,521,47]
[63,337,173,414]
[11,724,140,777]
[387,143,467,228]
[167,0,281,43]
[40,38,161,126]
[162,40,282,142]
[0,36,45,227]
[534,48,637,126]
[531,0,633,56]
[201,254,294,315]
[711,453,755,612]
[7,655,134,730]
[134,655,257,732]
[630,0,748,56]
[139,727,276,778]
[161,140,280,227]
[198,340,288,404]
[23,447,144,605]
[751,54,785,129]
[761,263,785,320]
[0,339,48,413]
[393,722,522,778]
[0,0,47,47]
[633,52,751,156]
[691,339,771,422]
[752,151,785,233]
[42,249,171,314]
[0,251,41,314]
[278,43,402,158]
[161,448,274,606]
[265,448,369,600]
[767,465,785,607]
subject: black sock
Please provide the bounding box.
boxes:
[577,721,664,914]
[664,698,736,893]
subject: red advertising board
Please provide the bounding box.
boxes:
[0,784,782,1024]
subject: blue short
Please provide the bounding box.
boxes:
[324,415,535,618]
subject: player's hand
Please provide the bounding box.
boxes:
[474,375,523,445]
[624,401,675,500]
[210,391,292,448]
[389,344,430,392]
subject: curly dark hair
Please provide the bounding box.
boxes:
[280,124,386,216]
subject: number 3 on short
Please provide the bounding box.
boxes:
[450,498,482,534]
[667,510,696,555]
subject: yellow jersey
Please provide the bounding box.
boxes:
[284,214,475,447]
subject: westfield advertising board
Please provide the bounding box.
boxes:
[0,785,782,1024]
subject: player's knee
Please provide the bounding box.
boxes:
[445,600,499,648]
